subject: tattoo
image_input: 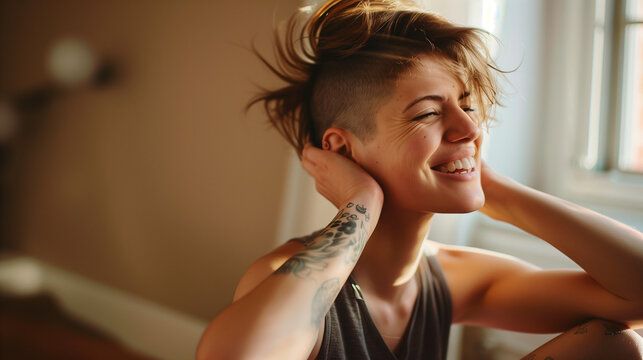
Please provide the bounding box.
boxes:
[275,204,370,278]
[311,278,340,326]
[288,229,325,247]
[345,218,368,264]
[350,202,370,221]
[574,323,589,335]
[603,323,624,336]
[544,357,554,360]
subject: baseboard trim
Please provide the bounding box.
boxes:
[0,254,207,360]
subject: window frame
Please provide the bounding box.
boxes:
[601,0,643,174]
[540,0,643,218]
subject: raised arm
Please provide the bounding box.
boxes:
[196,145,383,360]
[478,161,643,301]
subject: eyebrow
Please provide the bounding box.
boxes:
[403,92,471,113]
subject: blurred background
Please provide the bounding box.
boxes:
[0,0,641,359]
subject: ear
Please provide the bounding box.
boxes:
[321,127,355,159]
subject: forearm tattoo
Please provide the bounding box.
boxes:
[276,202,370,279]
[310,278,340,326]
[275,203,370,328]
[573,323,588,335]
[602,323,624,336]
[288,229,326,247]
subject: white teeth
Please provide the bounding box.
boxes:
[435,156,476,174]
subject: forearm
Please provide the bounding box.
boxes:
[484,176,643,301]
[197,193,382,359]
[521,319,643,360]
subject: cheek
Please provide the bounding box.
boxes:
[406,132,438,161]
[394,130,441,177]
[378,134,439,188]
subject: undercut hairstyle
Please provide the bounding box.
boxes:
[248,0,504,156]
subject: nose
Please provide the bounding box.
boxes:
[444,106,481,143]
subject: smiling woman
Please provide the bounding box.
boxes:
[196,1,643,359]
[357,54,485,214]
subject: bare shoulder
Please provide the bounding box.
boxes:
[424,240,539,322]
[426,240,538,271]
[232,240,304,302]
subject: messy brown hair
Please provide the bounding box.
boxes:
[249,0,503,156]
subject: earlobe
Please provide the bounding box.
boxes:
[322,128,353,158]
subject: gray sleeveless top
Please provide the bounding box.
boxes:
[316,255,452,360]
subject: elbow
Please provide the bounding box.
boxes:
[195,347,212,360]
[195,337,217,360]
[196,327,233,360]
[195,350,224,360]
[196,340,235,360]
[196,326,253,360]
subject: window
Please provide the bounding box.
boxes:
[614,0,643,172]
[590,0,643,174]
[530,0,643,217]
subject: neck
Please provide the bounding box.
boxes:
[352,201,434,301]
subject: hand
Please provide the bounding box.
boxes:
[301,144,383,209]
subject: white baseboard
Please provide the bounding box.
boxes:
[0,254,208,360]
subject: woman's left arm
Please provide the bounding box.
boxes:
[479,162,643,302]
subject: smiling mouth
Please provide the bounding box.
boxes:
[431,156,476,174]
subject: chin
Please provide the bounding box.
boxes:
[387,179,486,214]
[450,198,484,213]
[429,190,485,214]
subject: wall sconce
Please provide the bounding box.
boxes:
[0,37,117,143]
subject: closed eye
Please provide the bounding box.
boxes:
[412,108,475,121]
[412,112,439,121]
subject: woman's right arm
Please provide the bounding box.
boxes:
[196,145,383,360]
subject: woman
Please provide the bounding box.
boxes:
[197,1,643,359]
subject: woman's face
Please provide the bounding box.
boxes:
[353,54,485,213]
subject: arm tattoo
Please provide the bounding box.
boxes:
[573,323,588,335]
[310,278,340,326]
[602,323,624,336]
[275,203,370,279]
[287,229,326,247]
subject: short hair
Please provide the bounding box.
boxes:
[248,0,503,156]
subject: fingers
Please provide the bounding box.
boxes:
[300,155,316,177]
[302,143,342,175]
[301,143,318,164]
[302,143,322,165]
[301,144,332,179]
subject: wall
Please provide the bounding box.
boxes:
[0,0,301,320]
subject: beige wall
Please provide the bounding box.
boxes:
[0,0,302,320]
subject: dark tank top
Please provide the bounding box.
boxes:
[316,255,452,360]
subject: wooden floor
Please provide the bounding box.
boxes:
[0,292,157,360]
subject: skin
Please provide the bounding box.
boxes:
[196,54,643,360]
